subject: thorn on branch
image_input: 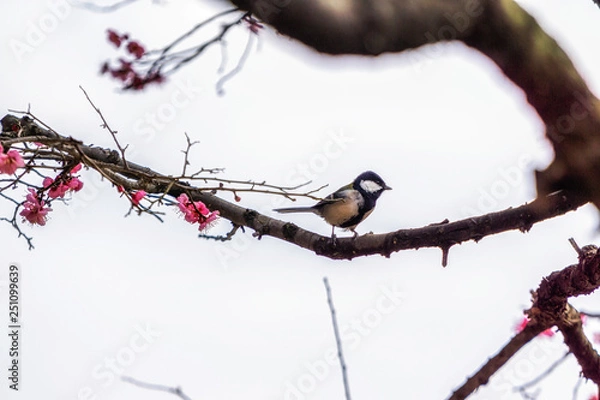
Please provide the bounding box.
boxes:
[569,237,582,256]
[441,245,450,267]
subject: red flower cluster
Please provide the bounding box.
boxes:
[43,164,84,199]
[176,193,219,231]
[101,29,164,90]
[0,144,25,175]
[106,29,144,58]
[20,189,51,226]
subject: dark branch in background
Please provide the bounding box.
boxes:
[122,376,193,400]
[0,113,588,259]
[224,0,600,212]
[451,239,600,399]
[323,277,352,400]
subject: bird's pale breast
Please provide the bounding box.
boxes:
[319,191,361,227]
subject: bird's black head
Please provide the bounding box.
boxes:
[353,171,392,200]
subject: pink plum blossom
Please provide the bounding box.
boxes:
[176,193,219,231]
[0,144,25,175]
[20,189,52,226]
[131,190,146,205]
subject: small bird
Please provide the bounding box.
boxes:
[274,171,392,239]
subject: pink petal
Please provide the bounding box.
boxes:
[43,177,54,188]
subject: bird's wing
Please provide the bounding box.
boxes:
[315,183,354,205]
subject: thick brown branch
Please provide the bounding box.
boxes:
[1,114,587,260]
[531,245,600,384]
[556,306,600,385]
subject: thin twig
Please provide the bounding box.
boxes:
[515,351,571,394]
[180,132,199,177]
[578,311,600,318]
[121,376,193,400]
[79,86,129,168]
[323,277,352,400]
[142,9,245,79]
[569,237,582,256]
[572,376,583,400]
[148,8,239,64]
[198,223,242,241]
[216,30,255,95]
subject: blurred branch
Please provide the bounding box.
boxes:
[101,8,251,91]
[122,376,193,400]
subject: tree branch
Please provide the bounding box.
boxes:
[0,114,588,259]
[448,322,546,400]
[531,244,600,384]
[122,376,193,400]
[452,241,600,399]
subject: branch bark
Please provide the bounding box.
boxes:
[452,242,600,399]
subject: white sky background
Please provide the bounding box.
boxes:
[1,0,600,399]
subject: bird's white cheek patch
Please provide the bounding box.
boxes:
[360,180,382,193]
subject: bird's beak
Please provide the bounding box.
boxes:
[384,185,392,190]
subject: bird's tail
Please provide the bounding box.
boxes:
[273,207,318,214]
